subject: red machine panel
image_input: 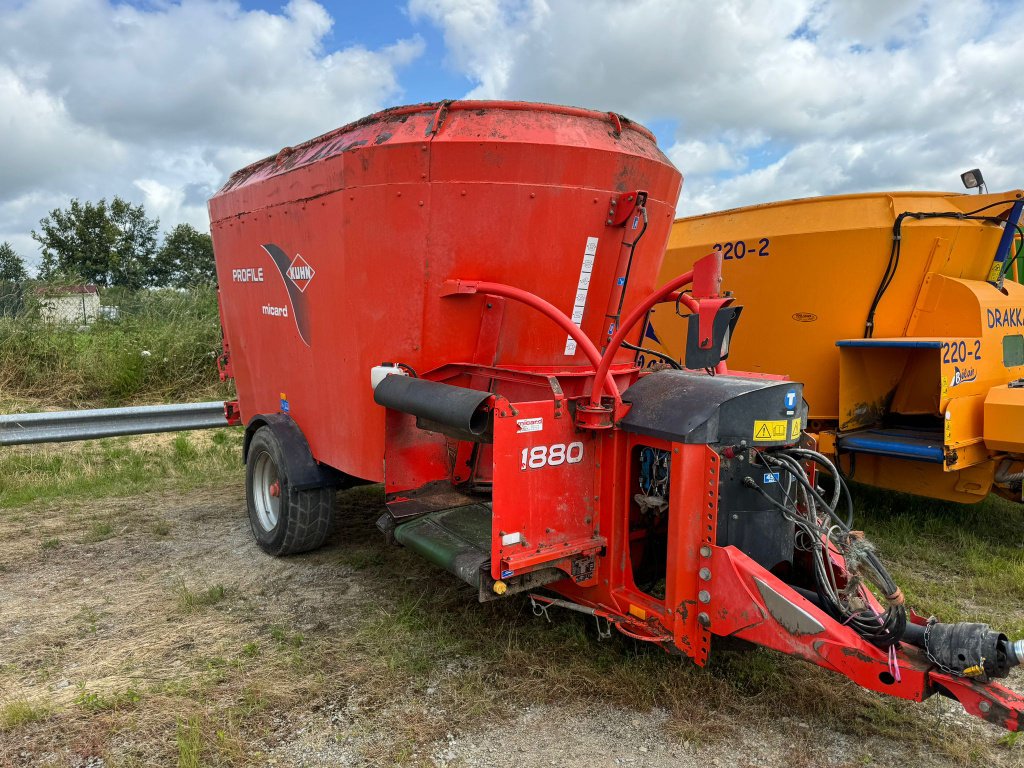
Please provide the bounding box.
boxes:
[490,399,602,581]
[210,101,682,481]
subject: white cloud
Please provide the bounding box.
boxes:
[408,0,1024,214]
[0,66,126,200]
[666,140,747,177]
[0,0,424,270]
[408,0,549,98]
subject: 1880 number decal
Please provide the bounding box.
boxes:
[521,442,584,469]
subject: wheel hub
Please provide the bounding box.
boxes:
[252,452,281,531]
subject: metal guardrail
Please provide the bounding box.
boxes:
[0,402,230,446]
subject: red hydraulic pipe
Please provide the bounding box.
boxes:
[589,270,695,408]
[443,280,622,404]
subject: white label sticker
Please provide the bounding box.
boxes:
[516,417,544,433]
[501,532,522,546]
[565,236,599,355]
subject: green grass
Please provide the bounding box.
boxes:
[0,429,243,509]
[77,606,101,634]
[83,520,114,543]
[74,686,142,712]
[241,642,259,657]
[0,287,231,408]
[853,484,1024,633]
[0,700,50,730]
[176,715,202,768]
[175,580,229,612]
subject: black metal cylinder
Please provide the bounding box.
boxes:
[374,375,491,436]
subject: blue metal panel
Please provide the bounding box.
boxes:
[838,429,945,463]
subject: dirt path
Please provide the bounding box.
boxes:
[0,482,1019,767]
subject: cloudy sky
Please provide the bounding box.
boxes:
[2,0,1022,271]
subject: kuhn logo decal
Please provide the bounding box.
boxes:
[260,244,313,346]
[951,366,977,387]
[286,255,315,292]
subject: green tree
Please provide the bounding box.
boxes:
[0,241,28,283]
[32,197,159,289]
[0,242,27,317]
[152,223,216,288]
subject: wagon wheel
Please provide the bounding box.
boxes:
[245,426,334,555]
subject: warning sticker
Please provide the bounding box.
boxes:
[753,419,789,442]
[564,236,599,356]
[790,419,801,441]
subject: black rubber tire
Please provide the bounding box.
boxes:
[245,426,334,556]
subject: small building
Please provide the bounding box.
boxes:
[35,284,101,325]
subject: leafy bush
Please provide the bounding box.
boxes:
[0,287,231,407]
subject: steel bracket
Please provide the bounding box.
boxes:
[606,190,648,227]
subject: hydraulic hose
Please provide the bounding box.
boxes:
[460,281,621,404]
[588,270,695,408]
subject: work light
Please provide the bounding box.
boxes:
[961,168,987,193]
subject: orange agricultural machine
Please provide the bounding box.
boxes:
[210,102,1024,731]
[644,191,1024,505]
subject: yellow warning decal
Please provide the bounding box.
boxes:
[988,262,1003,282]
[790,419,801,441]
[753,419,789,442]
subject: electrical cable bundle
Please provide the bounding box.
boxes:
[745,447,907,648]
[621,338,681,369]
[634,446,670,515]
[864,200,1024,338]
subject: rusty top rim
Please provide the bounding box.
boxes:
[226,100,658,184]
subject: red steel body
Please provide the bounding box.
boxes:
[210,101,680,482]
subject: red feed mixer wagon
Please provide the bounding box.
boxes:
[209,100,1024,729]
